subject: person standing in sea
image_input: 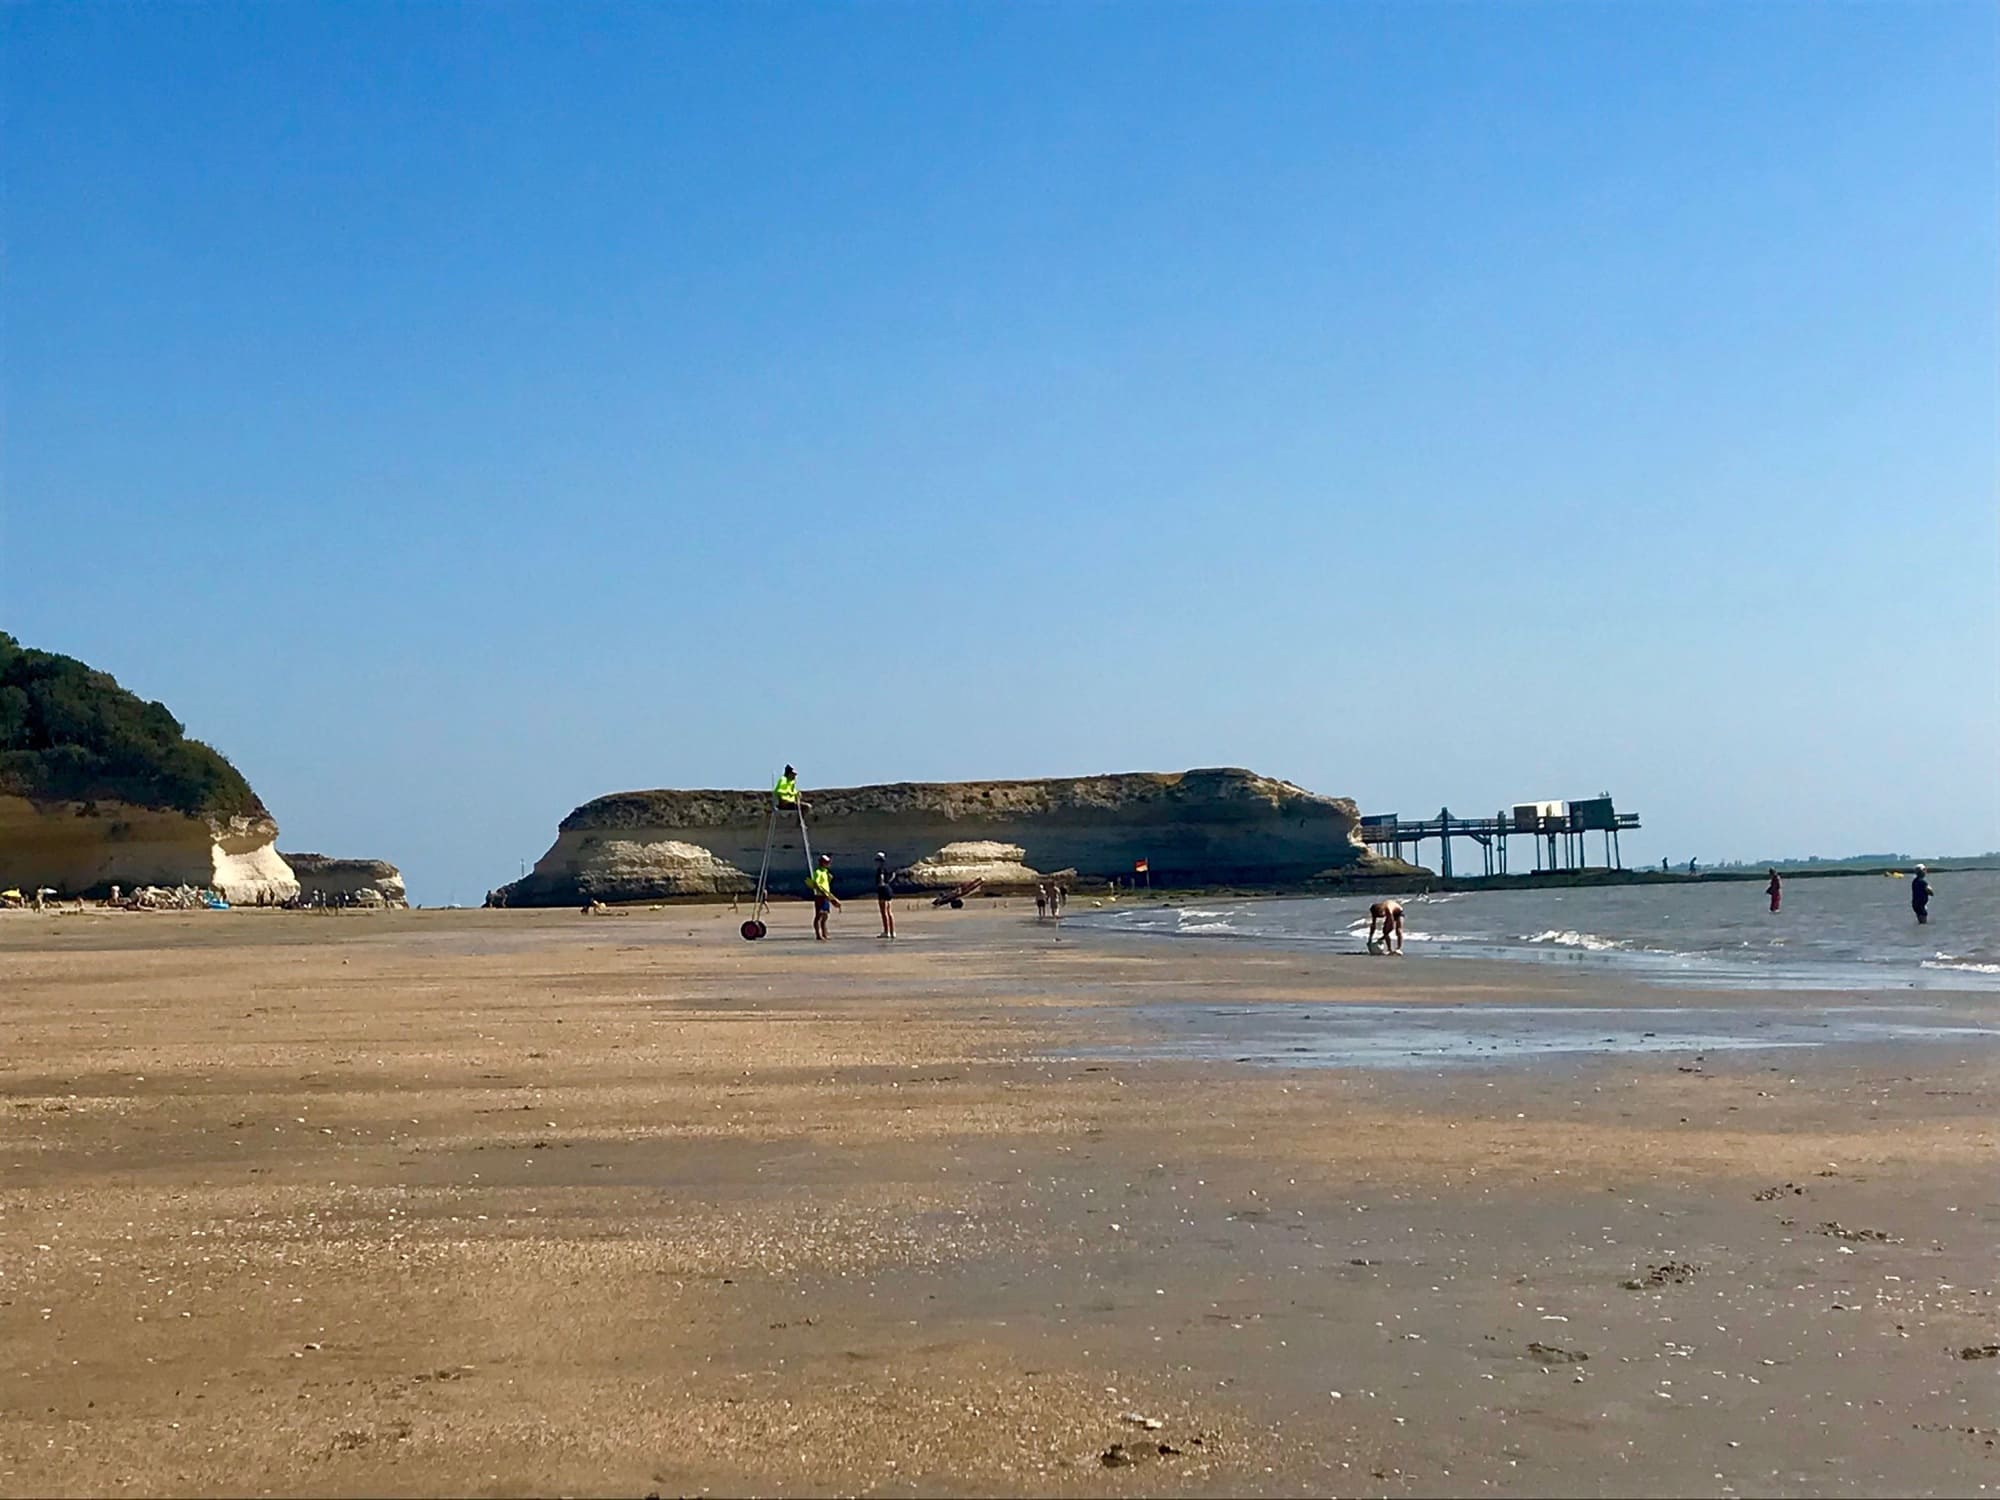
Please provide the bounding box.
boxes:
[1766,868,1782,912]
[1911,864,1933,925]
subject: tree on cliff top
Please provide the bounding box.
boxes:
[0,633,267,819]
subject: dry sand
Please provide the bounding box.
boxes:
[2,901,1995,1497]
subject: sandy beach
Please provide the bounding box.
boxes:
[3,901,1996,1497]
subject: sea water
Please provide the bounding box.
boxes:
[1069,868,2000,991]
[1106,1002,2000,1068]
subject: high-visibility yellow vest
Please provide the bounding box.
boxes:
[775,773,798,804]
[808,866,832,897]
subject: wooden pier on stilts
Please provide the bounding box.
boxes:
[1359,795,1640,878]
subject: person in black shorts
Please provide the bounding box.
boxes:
[1911,865,1933,925]
[808,854,840,941]
[875,853,896,939]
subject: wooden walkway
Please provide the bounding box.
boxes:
[1359,807,1641,878]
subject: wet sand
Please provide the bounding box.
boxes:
[3,902,1996,1497]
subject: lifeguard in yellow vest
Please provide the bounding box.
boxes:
[808,853,841,941]
[774,765,801,810]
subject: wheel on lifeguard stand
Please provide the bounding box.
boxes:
[740,919,767,941]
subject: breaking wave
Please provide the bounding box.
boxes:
[1522,929,1628,953]
[1922,958,2000,975]
[1066,877,2000,993]
[1175,909,1238,935]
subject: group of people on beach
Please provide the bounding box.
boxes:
[797,849,900,941]
[775,767,1085,941]
[781,765,900,942]
[783,763,1075,942]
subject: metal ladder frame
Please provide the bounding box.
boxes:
[751,792,814,925]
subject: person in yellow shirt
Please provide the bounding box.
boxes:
[808,853,841,941]
[774,765,800,809]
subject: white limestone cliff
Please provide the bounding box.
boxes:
[0,797,298,904]
[493,768,1384,906]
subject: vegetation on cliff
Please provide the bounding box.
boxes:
[501,768,1377,905]
[0,633,266,819]
[563,769,1352,830]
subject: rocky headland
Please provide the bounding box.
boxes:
[0,633,298,903]
[0,798,297,904]
[280,853,409,908]
[491,767,1388,905]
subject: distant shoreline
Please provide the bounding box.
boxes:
[1308,862,1998,898]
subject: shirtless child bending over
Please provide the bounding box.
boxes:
[1367,899,1405,956]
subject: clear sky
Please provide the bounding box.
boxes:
[4,2,1995,902]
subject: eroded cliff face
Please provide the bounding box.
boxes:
[280,854,409,908]
[0,797,298,903]
[493,768,1379,905]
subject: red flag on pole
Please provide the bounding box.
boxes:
[1133,859,1148,873]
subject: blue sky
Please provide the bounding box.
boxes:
[4,2,1995,901]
